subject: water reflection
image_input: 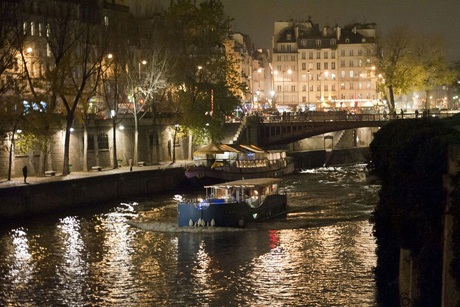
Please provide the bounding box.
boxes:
[0,166,378,306]
[4,228,34,297]
[56,216,88,305]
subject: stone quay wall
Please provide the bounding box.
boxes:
[0,168,187,220]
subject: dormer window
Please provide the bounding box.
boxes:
[287,33,292,40]
[345,38,350,43]
[316,39,321,47]
[330,38,336,46]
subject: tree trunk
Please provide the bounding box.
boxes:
[388,85,396,112]
[62,115,73,175]
[151,107,158,164]
[83,122,88,171]
[133,99,139,165]
[425,90,430,111]
[7,131,15,181]
[172,126,177,163]
[112,116,118,169]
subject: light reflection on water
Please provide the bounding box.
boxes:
[0,164,379,306]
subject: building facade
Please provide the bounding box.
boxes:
[272,18,379,112]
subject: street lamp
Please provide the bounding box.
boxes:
[138,60,147,79]
[107,53,119,169]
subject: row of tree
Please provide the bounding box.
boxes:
[0,0,244,179]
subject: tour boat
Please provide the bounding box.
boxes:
[185,143,295,181]
[177,178,287,227]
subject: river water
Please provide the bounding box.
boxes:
[0,164,380,306]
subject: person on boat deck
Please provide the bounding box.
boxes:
[244,189,251,199]
[229,188,236,200]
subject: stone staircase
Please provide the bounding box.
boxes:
[221,117,247,145]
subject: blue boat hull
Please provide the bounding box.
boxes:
[178,194,287,227]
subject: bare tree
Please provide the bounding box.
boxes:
[40,1,109,175]
[120,48,170,165]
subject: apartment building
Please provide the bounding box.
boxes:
[272,17,378,111]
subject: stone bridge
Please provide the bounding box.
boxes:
[230,110,456,147]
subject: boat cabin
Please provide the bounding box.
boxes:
[204,178,282,208]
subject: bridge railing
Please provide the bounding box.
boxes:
[257,110,457,123]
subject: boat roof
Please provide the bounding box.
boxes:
[204,178,282,189]
[193,143,241,155]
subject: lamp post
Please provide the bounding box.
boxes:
[138,60,147,80]
[107,53,119,169]
[172,124,179,164]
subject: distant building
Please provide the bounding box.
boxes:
[272,17,379,111]
[251,49,273,110]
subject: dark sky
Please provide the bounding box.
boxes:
[219,0,460,61]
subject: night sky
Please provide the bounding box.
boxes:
[219,0,460,61]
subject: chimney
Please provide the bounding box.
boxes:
[335,26,341,40]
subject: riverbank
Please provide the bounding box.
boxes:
[0,161,190,220]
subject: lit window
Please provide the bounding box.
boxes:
[104,16,109,26]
